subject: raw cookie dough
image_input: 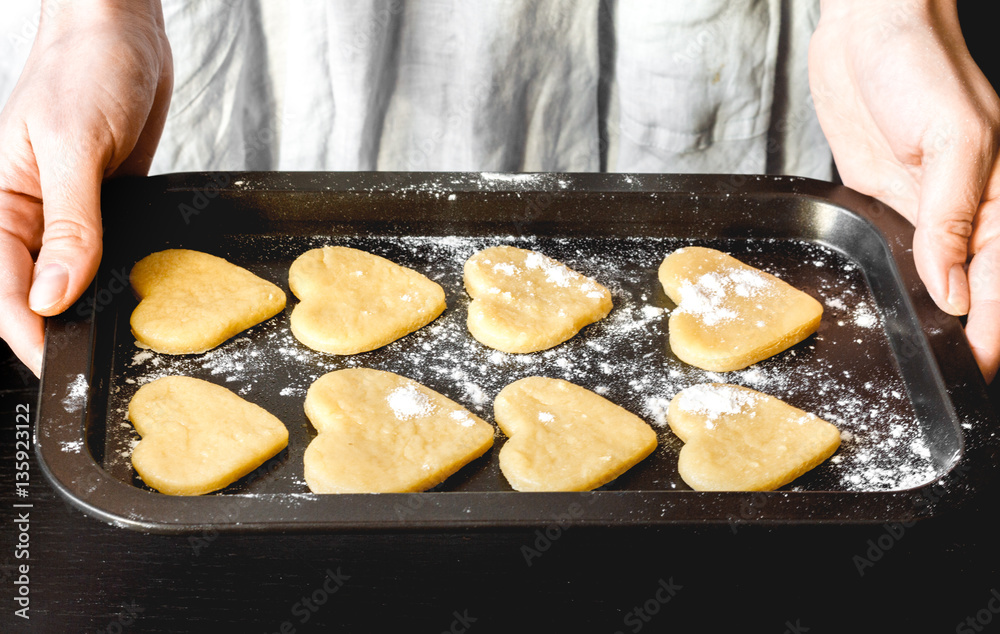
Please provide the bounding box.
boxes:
[667,383,840,491]
[493,377,657,491]
[128,376,289,496]
[130,249,286,354]
[464,246,612,353]
[289,246,446,355]
[303,368,494,493]
[659,247,823,372]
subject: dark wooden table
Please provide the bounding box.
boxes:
[3,339,999,633]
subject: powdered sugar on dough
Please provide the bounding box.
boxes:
[109,234,937,494]
[676,269,775,326]
[387,384,436,420]
[674,383,760,428]
[523,251,575,288]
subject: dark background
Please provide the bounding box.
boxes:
[2,4,1000,632]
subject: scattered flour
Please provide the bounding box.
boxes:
[449,410,476,427]
[854,308,878,328]
[60,440,84,453]
[675,384,759,427]
[643,397,672,427]
[131,350,154,366]
[103,233,939,494]
[675,268,774,326]
[62,374,89,413]
[492,262,516,276]
[386,385,436,420]
[523,251,575,287]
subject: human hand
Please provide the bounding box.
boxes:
[809,0,1000,383]
[0,0,172,377]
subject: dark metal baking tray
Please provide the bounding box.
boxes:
[34,172,1000,532]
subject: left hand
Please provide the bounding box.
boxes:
[809,0,1000,383]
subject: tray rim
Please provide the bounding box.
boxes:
[34,171,1000,533]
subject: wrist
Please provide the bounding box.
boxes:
[816,0,961,45]
[818,0,956,27]
[819,0,950,15]
[38,0,165,35]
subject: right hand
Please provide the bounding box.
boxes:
[809,0,1000,382]
[0,0,172,377]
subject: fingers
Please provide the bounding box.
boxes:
[969,169,1000,256]
[965,239,1000,384]
[0,229,45,377]
[28,151,105,317]
[912,137,993,316]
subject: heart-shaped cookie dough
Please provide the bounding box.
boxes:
[289,246,446,355]
[493,377,657,491]
[658,247,823,371]
[128,376,289,496]
[303,368,494,493]
[130,249,286,354]
[464,246,612,353]
[667,383,840,491]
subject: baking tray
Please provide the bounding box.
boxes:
[34,172,1000,532]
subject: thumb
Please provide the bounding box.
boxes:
[28,155,104,316]
[911,145,987,317]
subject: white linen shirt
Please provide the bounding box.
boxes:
[0,0,831,179]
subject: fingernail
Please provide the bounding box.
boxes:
[29,263,69,312]
[947,263,970,315]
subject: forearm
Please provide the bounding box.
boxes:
[34,0,167,59]
[38,0,165,26]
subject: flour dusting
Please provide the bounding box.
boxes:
[63,374,89,413]
[105,234,939,494]
[387,384,436,420]
[675,384,759,423]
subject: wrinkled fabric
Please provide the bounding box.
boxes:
[0,0,831,178]
[0,2,43,103]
